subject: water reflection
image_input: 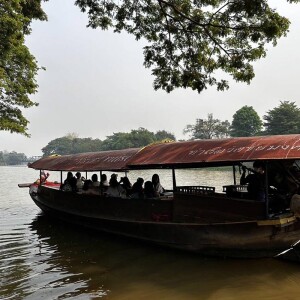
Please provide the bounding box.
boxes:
[12,215,298,300]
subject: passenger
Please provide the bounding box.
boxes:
[144,181,155,198]
[152,174,165,197]
[75,172,85,190]
[107,174,125,197]
[35,170,50,185]
[120,176,132,197]
[82,179,99,195]
[100,173,109,194]
[131,177,144,199]
[100,174,109,187]
[91,174,100,187]
[284,162,300,194]
[240,161,266,201]
[61,171,77,192]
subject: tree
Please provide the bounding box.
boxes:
[2,151,27,165]
[263,101,300,135]
[231,106,263,137]
[42,136,74,156]
[155,130,175,141]
[75,0,296,93]
[184,113,230,139]
[0,0,47,136]
[41,135,103,156]
[101,127,169,150]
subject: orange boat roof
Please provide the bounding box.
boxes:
[29,148,140,171]
[29,135,300,171]
[128,135,300,168]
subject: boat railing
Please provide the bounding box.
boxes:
[223,185,248,193]
[176,185,215,195]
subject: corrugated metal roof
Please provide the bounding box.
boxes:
[29,135,300,171]
[29,148,141,171]
[128,135,300,168]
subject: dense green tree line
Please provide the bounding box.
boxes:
[42,101,300,156]
[42,128,175,156]
[0,151,27,165]
[184,101,300,140]
[3,101,300,162]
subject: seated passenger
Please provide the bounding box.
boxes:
[91,174,100,187]
[100,174,109,194]
[100,174,109,187]
[61,171,77,192]
[152,174,165,197]
[82,179,99,195]
[75,172,85,190]
[120,176,132,197]
[131,177,144,199]
[144,181,155,198]
[34,170,50,185]
[106,175,125,197]
[240,161,266,201]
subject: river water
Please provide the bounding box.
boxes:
[1,166,300,300]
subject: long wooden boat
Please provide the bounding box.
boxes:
[23,135,300,258]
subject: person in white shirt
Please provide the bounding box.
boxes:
[75,172,84,190]
[152,174,165,197]
[91,174,100,187]
[107,174,125,198]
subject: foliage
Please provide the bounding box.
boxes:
[42,136,103,156]
[263,101,300,135]
[0,0,47,136]
[231,105,263,137]
[155,130,175,141]
[99,127,176,150]
[42,128,175,155]
[75,0,298,93]
[183,113,230,139]
[0,151,27,165]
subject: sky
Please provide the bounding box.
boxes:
[1,0,300,157]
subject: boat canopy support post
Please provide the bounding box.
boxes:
[233,165,237,185]
[39,170,42,186]
[60,171,63,184]
[172,168,177,191]
[265,161,270,218]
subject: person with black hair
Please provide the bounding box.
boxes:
[240,161,266,201]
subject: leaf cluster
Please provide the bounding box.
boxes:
[231,105,262,137]
[0,0,47,136]
[75,0,294,93]
[263,101,300,135]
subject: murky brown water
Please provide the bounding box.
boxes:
[1,166,300,299]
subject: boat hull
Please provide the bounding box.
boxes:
[30,186,300,258]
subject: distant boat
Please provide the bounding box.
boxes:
[20,135,300,258]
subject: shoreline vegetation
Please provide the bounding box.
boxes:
[0,151,28,166]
